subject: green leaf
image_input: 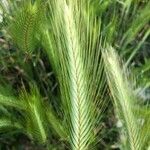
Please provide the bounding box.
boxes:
[0,118,22,132]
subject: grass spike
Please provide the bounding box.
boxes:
[102,46,150,150]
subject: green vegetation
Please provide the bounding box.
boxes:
[0,0,150,149]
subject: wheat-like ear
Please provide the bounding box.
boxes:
[4,0,43,53]
[41,0,107,149]
[19,86,48,144]
[19,84,68,144]
[102,46,150,150]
